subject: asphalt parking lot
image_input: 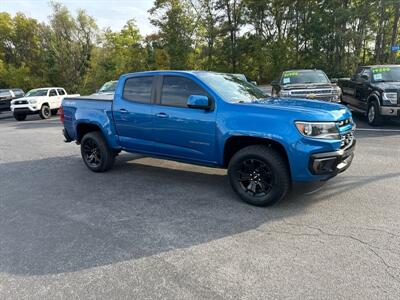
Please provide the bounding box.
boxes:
[1,111,400,299]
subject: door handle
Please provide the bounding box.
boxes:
[119,108,128,113]
[156,112,169,118]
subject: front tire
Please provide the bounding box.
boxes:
[228,145,290,206]
[14,113,27,121]
[367,101,383,126]
[39,105,51,119]
[80,131,115,172]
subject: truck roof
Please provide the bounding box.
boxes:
[121,70,238,78]
[362,65,400,68]
[283,69,325,73]
[30,87,66,90]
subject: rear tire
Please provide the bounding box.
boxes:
[80,131,115,172]
[14,113,27,121]
[367,101,383,126]
[228,145,290,206]
[39,105,51,119]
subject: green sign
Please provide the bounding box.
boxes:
[283,71,299,77]
[372,67,391,73]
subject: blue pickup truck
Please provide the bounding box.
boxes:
[61,71,356,206]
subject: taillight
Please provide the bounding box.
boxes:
[58,106,64,123]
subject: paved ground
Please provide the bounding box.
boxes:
[0,111,400,299]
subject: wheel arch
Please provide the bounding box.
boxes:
[223,136,291,177]
[76,122,104,143]
[367,93,381,106]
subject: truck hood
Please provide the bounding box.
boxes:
[242,97,350,121]
[371,81,400,92]
[16,96,47,101]
[282,83,334,90]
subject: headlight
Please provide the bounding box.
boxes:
[332,86,342,96]
[295,121,340,140]
[29,99,37,104]
[280,90,291,97]
[382,92,397,105]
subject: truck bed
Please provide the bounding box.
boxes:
[62,95,115,144]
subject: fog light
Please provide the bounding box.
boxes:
[311,157,338,175]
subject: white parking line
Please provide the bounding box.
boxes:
[356,128,400,132]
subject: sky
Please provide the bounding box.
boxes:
[0,0,156,35]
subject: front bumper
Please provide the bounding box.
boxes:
[309,141,356,178]
[11,105,39,114]
[380,106,400,117]
[0,99,12,111]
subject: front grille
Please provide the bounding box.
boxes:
[341,132,354,149]
[398,92,400,106]
[14,100,28,105]
[290,89,333,95]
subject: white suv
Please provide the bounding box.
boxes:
[11,87,79,121]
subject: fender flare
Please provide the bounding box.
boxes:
[367,92,381,106]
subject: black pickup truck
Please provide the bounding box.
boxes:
[338,65,400,125]
[0,89,25,111]
[271,69,342,102]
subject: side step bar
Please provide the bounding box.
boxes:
[347,105,366,115]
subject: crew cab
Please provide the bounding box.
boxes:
[11,87,79,121]
[271,69,342,102]
[61,71,356,206]
[0,88,25,111]
[338,65,400,125]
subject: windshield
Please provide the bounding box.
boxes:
[0,89,11,97]
[99,81,117,93]
[281,70,330,85]
[371,67,400,82]
[197,73,268,103]
[26,89,48,97]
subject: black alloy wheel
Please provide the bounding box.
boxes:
[39,105,51,119]
[228,145,290,206]
[82,137,102,168]
[235,158,274,197]
[80,131,115,172]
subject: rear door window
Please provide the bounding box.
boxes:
[57,89,65,95]
[160,76,208,107]
[123,76,154,103]
[49,89,58,96]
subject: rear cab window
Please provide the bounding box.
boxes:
[160,76,208,107]
[123,76,154,104]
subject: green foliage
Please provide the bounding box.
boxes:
[0,0,399,93]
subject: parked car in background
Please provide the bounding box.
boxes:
[271,69,342,102]
[91,80,117,96]
[232,73,258,85]
[338,65,400,126]
[0,89,25,111]
[61,71,355,207]
[11,87,79,121]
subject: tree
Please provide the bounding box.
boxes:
[149,0,196,69]
[42,2,98,92]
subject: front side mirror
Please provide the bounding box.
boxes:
[361,74,369,81]
[187,95,211,110]
[251,81,257,86]
[330,78,338,83]
[271,80,279,86]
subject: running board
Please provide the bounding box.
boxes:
[347,105,366,115]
